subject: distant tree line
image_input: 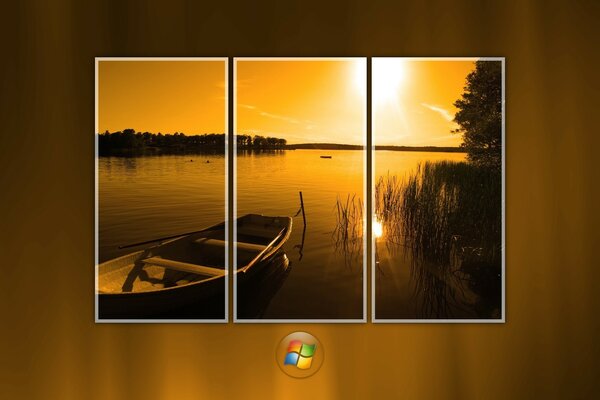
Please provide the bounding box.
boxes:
[98,129,287,154]
[236,134,287,148]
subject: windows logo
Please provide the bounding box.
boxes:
[277,332,323,378]
[283,340,317,369]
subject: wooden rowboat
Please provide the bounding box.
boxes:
[97,214,292,319]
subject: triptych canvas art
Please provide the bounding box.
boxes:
[96,57,504,323]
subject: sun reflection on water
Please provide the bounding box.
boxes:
[373,219,383,239]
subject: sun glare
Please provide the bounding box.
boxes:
[373,219,383,238]
[373,59,406,104]
[352,59,366,97]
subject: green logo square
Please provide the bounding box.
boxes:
[299,343,316,358]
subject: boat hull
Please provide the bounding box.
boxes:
[98,276,224,319]
[97,214,292,319]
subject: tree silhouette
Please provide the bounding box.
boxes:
[453,61,502,169]
[98,130,287,154]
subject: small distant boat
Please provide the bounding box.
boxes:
[320,155,332,159]
[97,214,292,318]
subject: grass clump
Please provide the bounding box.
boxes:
[375,161,501,272]
[333,194,364,258]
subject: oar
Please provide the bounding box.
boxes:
[118,224,222,249]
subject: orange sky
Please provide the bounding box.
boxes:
[373,59,476,146]
[97,59,475,146]
[236,59,366,145]
[98,60,226,134]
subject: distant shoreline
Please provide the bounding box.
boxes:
[98,131,466,154]
[98,144,467,156]
[286,143,467,153]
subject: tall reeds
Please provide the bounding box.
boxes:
[393,161,501,269]
[334,161,501,309]
[374,173,404,240]
[333,194,363,261]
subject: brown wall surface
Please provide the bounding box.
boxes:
[1,1,598,398]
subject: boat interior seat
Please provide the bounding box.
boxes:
[142,256,226,277]
[193,238,267,253]
[236,226,281,239]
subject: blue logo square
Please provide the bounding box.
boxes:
[284,352,299,366]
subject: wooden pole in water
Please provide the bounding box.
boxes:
[299,191,306,227]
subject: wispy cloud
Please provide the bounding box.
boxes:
[258,110,300,124]
[421,103,454,122]
[239,104,316,129]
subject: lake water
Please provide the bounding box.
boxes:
[98,155,226,263]
[98,150,365,320]
[236,149,364,319]
[98,150,491,320]
[374,151,500,319]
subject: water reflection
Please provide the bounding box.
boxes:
[293,224,306,261]
[237,251,292,319]
[376,204,501,319]
[236,149,287,157]
[408,256,469,319]
[236,149,364,319]
[332,194,364,271]
[123,157,137,171]
[374,151,501,319]
[99,154,225,263]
